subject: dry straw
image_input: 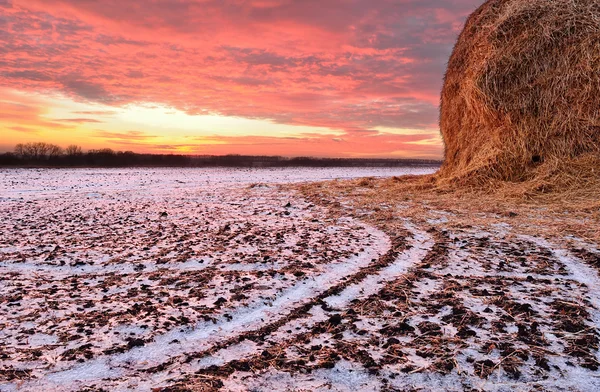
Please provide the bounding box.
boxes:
[434,0,600,202]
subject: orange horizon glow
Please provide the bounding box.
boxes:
[0,0,481,158]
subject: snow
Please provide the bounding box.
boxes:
[325,223,433,309]
[1,167,599,392]
[0,167,413,391]
[222,360,382,392]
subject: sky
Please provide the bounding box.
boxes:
[0,0,481,158]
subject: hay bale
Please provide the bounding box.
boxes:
[438,0,600,189]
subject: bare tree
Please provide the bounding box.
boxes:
[14,142,63,159]
[89,148,115,155]
[65,145,83,156]
[14,143,25,157]
[48,144,63,157]
[29,142,49,159]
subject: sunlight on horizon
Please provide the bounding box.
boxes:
[1,88,443,157]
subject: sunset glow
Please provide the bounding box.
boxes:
[0,0,481,157]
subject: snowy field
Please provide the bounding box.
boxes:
[1,167,599,392]
[0,167,430,391]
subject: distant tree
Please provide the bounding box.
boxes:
[14,143,25,157]
[65,145,83,156]
[0,152,18,166]
[14,142,62,159]
[4,143,443,168]
[30,142,50,159]
[89,148,115,155]
[48,144,63,157]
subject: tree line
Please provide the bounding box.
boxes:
[0,142,442,168]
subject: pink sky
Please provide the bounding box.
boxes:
[0,0,481,157]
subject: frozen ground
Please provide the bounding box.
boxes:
[1,167,599,391]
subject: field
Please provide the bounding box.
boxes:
[1,168,599,391]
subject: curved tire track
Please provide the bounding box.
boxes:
[10,219,394,391]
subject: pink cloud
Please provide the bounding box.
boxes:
[0,0,481,156]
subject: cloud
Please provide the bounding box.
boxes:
[0,89,76,130]
[73,110,117,116]
[191,128,443,158]
[56,118,103,123]
[4,70,52,81]
[0,0,484,156]
[95,130,156,141]
[7,125,37,133]
[60,78,116,102]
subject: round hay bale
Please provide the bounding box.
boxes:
[438,0,600,188]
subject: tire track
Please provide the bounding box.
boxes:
[133,224,434,390]
[167,228,600,392]
[8,219,392,391]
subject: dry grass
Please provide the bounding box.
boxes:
[295,173,600,245]
[438,0,600,190]
[322,0,600,238]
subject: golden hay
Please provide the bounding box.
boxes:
[437,0,600,193]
